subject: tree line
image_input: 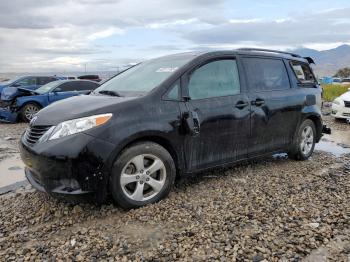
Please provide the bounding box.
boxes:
[334,68,350,78]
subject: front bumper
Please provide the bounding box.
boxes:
[20,132,116,195]
[331,103,350,119]
[0,107,18,123]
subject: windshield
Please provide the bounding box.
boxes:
[1,76,22,85]
[35,80,61,94]
[95,55,193,96]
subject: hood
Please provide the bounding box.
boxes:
[34,94,137,126]
[1,87,39,101]
[1,86,18,101]
[340,91,350,101]
[0,84,9,94]
[17,87,38,94]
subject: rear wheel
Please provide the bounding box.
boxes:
[289,119,316,160]
[21,103,41,122]
[110,142,176,209]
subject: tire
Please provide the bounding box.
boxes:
[21,103,41,122]
[110,142,176,209]
[288,119,316,161]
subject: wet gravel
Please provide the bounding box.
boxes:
[0,123,26,161]
[0,117,350,261]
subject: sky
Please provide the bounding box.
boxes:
[1,0,350,73]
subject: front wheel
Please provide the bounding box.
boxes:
[289,119,316,160]
[21,103,41,122]
[110,142,176,209]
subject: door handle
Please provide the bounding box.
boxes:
[235,101,249,109]
[251,98,265,106]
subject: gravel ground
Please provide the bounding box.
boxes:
[0,116,350,261]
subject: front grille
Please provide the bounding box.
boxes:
[343,113,350,117]
[344,101,350,108]
[25,125,52,145]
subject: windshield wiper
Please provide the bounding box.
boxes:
[98,90,123,97]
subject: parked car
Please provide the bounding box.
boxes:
[0,76,58,94]
[332,78,342,84]
[20,49,329,209]
[78,75,102,82]
[0,80,99,123]
[341,78,350,85]
[332,88,350,119]
[55,76,77,80]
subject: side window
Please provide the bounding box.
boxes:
[57,82,76,92]
[16,77,36,86]
[166,83,179,100]
[72,81,87,91]
[188,59,240,100]
[291,62,316,84]
[37,77,54,85]
[243,58,290,91]
[79,81,99,91]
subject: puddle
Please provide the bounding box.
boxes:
[315,130,350,157]
[0,156,26,188]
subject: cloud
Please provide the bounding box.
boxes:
[0,0,226,72]
[183,8,350,48]
[1,1,350,72]
[87,27,125,41]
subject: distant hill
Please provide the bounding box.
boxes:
[291,44,350,77]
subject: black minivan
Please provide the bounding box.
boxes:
[20,49,327,208]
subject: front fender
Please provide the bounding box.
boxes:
[106,128,183,174]
[16,96,46,109]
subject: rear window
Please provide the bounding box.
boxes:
[242,58,290,91]
[291,62,316,84]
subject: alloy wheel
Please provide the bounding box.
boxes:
[120,154,167,202]
[24,105,39,121]
[300,125,314,155]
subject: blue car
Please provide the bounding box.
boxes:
[0,76,58,94]
[0,80,99,123]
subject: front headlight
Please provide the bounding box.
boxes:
[49,113,112,140]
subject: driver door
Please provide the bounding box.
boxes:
[181,57,251,171]
[48,82,79,103]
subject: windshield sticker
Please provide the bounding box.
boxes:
[156,67,178,73]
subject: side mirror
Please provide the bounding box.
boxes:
[11,83,21,87]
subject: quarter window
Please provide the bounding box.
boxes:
[188,59,240,100]
[166,83,180,100]
[243,58,290,91]
[291,62,316,84]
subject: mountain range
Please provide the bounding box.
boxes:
[292,44,350,77]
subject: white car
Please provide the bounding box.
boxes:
[332,89,350,119]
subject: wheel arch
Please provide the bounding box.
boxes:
[304,114,323,142]
[18,100,43,110]
[108,133,183,178]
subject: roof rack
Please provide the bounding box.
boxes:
[237,48,301,58]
